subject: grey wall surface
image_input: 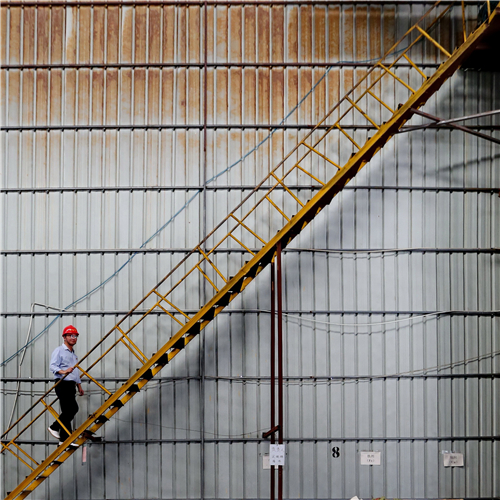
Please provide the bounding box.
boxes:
[1,2,499,499]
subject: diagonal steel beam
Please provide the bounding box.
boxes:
[404,108,500,144]
[401,109,500,129]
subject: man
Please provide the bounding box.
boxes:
[47,325,84,447]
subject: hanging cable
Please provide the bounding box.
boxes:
[6,303,67,429]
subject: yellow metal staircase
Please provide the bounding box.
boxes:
[2,2,499,498]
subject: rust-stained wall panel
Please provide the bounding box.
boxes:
[92,7,106,63]
[272,6,285,62]
[1,8,10,62]
[106,7,120,63]
[314,7,326,62]
[37,8,50,64]
[79,7,92,63]
[257,6,270,61]
[383,5,396,53]
[23,8,36,64]
[287,6,298,63]
[355,7,368,60]
[64,7,77,63]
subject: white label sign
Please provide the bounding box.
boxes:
[269,444,286,466]
[443,453,464,467]
[360,451,381,466]
[263,454,270,470]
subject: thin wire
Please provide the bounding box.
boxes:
[282,310,500,328]
[4,347,498,397]
[284,310,442,327]
[111,416,269,439]
[0,193,200,367]
[7,304,67,429]
[258,309,500,329]
[28,347,497,438]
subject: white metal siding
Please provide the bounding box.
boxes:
[1,2,499,499]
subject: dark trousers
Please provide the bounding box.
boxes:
[52,381,79,441]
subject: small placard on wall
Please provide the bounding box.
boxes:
[263,454,270,470]
[443,452,464,467]
[360,451,381,466]
[269,444,286,466]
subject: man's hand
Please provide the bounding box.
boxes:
[59,367,74,375]
[78,384,84,396]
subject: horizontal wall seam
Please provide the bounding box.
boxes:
[2,248,499,256]
[0,498,490,500]
[0,1,482,7]
[0,62,443,70]
[2,309,499,317]
[4,436,499,446]
[3,124,499,132]
[3,373,499,383]
[2,186,498,194]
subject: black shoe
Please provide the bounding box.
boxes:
[59,441,79,449]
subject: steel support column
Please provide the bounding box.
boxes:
[277,242,284,500]
[270,260,276,500]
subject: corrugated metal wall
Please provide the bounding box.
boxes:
[1,2,499,499]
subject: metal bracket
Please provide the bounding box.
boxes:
[262,425,280,439]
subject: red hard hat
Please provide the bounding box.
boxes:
[62,325,79,337]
